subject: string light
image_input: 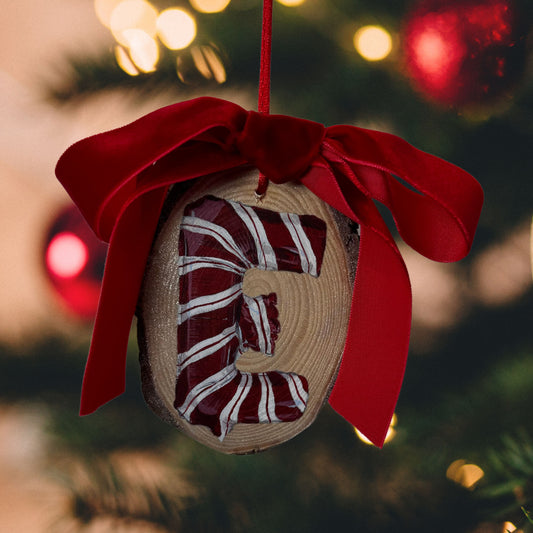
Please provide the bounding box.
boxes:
[176,56,187,84]
[446,459,485,489]
[276,0,306,7]
[95,0,226,80]
[191,47,212,79]
[109,0,158,45]
[202,46,226,83]
[115,45,140,75]
[122,29,159,72]
[502,522,522,533]
[189,0,231,14]
[190,45,227,83]
[94,0,124,28]
[157,8,197,50]
[355,413,397,445]
[354,25,393,61]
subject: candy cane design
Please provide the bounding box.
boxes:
[175,195,327,440]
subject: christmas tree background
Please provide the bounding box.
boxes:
[0,0,532,531]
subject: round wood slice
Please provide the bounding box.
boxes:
[137,167,358,454]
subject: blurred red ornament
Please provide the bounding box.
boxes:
[403,0,528,107]
[44,204,107,321]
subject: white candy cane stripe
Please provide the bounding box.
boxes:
[232,201,278,270]
[179,365,238,420]
[280,212,319,277]
[257,374,280,423]
[178,255,246,276]
[257,296,273,355]
[181,216,250,266]
[177,284,242,325]
[283,373,308,413]
[218,372,253,440]
[178,325,238,370]
[242,294,273,356]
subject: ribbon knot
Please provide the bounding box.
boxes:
[236,110,325,184]
[55,97,483,447]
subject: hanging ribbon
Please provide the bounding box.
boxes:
[56,96,483,447]
[256,0,273,196]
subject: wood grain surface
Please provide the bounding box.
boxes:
[138,167,358,454]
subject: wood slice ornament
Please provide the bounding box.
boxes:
[55,97,483,455]
[138,168,358,454]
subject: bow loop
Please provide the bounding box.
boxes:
[326,125,483,263]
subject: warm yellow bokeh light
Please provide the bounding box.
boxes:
[189,0,231,14]
[95,0,124,27]
[157,8,197,50]
[354,25,393,61]
[122,29,159,72]
[203,46,226,83]
[190,46,227,83]
[176,56,187,84]
[502,522,523,533]
[110,0,158,45]
[355,413,397,446]
[472,222,532,307]
[191,47,211,79]
[446,459,485,490]
[115,45,140,76]
[276,0,306,7]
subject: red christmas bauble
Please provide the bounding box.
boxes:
[44,204,107,321]
[403,0,528,107]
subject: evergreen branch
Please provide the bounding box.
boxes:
[53,455,194,532]
[480,431,533,528]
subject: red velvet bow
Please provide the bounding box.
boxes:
[56,97,483,447]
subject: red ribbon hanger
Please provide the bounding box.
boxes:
[56,97,483,447]
[256,0,273,196]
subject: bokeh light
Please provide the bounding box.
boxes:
[354,25,393,61]
[109,0,158,45]
[405,17,464,94]
[157,8,197,50]
[94,0,124,28]
[355,413,397,445]
[403,0,525,107]
[191,45,227,83]
[189,0,232,14]
[446,459,485,489]
[44,205,108,321]
[122,28,159,72]
[276,0,306,7]
[191,47,211,79]
[46,233,88,279]
[115,45,140,75]
[472,221,532,306]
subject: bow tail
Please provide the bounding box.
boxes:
[80,188,167,415]
[328,224,411,447]
[78,146,248,415]
[302,161,412,447]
